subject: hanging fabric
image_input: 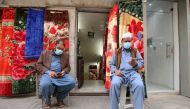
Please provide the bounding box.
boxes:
[25,8,44,59]
[11,8,36,95]
[11,8,30,80]
[0,8,15,96]
[11,8,28,81]
[105,3,118,90]
[119,1,144,58]
[43,10,69,51]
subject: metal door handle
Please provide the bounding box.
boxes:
[166,43,171,58]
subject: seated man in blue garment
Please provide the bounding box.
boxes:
[109,32,144,109]
[37,38,76,109]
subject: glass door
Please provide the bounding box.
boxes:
[146,1,174,91]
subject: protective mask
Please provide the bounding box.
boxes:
[123,42,132,49]
[55,48,63,55]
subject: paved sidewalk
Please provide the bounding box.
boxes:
[0,93,190,109]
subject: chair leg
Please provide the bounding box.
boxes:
[67,93,70,106]
[120,85,134,109]
[120,85,127,109]
[42,98,44,109]
[36,73,39,98]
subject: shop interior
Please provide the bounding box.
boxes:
[75,11,108,93]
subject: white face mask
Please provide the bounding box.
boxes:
[123,42,132,49]
[55,48,63,55]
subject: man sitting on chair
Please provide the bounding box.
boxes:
[37,38,76,109]
[109,32,144,109]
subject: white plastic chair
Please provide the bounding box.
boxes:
[119,85,134,109]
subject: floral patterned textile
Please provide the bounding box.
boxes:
[11,8,36,81]
[119,12,144,59]
[0,8,15,96]
[44,10,69,51]
[105,3,118,89]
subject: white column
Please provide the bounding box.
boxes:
[178,0,190,97]
[142,0,148,87]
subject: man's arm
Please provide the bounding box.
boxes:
[109,52,117,76]
[36,51,49,74]
[133,50,144,69]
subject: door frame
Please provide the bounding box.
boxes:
[142,1,179,93]
[75,9,109,93]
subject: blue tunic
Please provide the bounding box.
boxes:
[49,55,62,74]
[40,54,76,103]
[109,48,145,109]
[44,55,71,86]
[110,48,144,77]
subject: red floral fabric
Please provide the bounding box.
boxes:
[11,31,35,80]
[119,12,144,59]
[105,3,118,89]
[11,8,36,80]
[0,8,16,96]
[44,10,69,51]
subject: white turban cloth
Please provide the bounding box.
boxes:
[122,32,132,39]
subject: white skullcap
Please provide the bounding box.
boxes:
[122,32,132,39]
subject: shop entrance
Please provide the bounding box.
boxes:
[75,11,108,93]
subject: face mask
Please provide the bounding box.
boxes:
[55,48,63,55]
[123,42,132,49]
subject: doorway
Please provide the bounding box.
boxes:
[75,12,108,93]
[146,1,179,92]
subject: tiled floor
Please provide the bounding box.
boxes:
[72,80,108,93]
[73,80,172,93]
[0,93,190,109]
[147,82,172,92]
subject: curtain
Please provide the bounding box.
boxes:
[12,8,31,80]
[44,10,69,52]
[11,8,36,95]
[105,3,118,89]
[0,8,15,96]
[25,8,44,59]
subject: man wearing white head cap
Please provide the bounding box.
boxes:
[109,32,144,109]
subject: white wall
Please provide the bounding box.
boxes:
[178,0,190,97]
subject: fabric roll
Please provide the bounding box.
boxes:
[25,8,44,59]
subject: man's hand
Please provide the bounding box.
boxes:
[115,69,123,77]
[129,58,138,67]
[48,71,57,78]
[57,71,65,78]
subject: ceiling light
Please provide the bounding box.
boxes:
[159,10,163,12]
